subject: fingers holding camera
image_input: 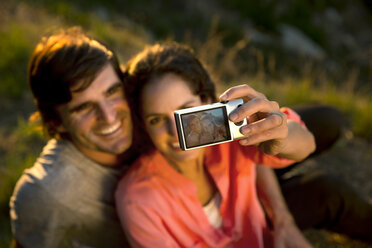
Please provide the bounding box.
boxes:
[226,93,288,155]
[243,111,286,134]
[220,84,315,160]
[238,112,289,155]
[219,84,267,102]
[240,112,316,160]
[230,98,279,124]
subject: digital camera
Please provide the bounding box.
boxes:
[174,99,247,150]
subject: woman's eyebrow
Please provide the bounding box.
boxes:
[144,99,200,118]
[177,100,200,110]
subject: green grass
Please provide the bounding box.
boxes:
[0,25,32,98]
[0,118,46,247]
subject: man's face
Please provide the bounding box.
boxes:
[56,64,133,166]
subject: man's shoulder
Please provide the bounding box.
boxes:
[11,139,100,205]
[9,139,125,246]
[37,138,88,171]
[19,140,85,185]
[11,137,124,208]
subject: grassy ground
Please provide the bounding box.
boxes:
[294,136,372,247]
[1,0,372,247]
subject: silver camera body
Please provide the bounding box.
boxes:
[174,99,247,151]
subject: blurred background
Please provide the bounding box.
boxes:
[1,0,372,247]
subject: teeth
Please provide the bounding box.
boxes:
[99,122,121,135]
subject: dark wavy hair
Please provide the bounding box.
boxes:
[28,26,123,138]
[124,42,217,153]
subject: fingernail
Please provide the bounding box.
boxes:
[242,126,251,134]
[219,93,227,101]
[230,112,238,121]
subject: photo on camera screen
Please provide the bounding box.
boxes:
[180,107,231,149]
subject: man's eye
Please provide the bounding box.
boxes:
[107,83,123,96]
[70,103,92,113]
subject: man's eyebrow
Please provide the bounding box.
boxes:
[68,101,91,113]
[106,82,123,93]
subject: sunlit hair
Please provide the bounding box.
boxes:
[124,42,217,152]
[28,26,123,138]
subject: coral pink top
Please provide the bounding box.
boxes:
[116,108,302,248]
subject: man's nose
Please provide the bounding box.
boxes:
[97,102,116,122]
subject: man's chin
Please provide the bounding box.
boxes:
[107,137,133,154]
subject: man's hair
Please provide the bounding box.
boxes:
[124,42,217,153]
[28,26,123,138]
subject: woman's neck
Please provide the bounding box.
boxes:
[168,150,205,176]
[167,149,216,205]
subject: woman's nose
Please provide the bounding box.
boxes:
[168,118,178,136]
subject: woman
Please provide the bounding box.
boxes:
[116,43,315,248]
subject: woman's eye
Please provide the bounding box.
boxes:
[148,117,163,126]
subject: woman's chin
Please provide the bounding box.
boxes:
[166,149,201,163]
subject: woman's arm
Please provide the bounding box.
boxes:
[220,84,315,161]
[275,119,315,161]
[256,165,313,248]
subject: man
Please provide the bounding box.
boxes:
[10,27,134,247]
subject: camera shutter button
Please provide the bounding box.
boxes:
[233,104,244,126]
[234,120,244,126]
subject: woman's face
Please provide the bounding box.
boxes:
[141,73,206,163]
[189,117,202,134]
[201,117,214,134]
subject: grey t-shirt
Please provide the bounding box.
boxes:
[9,139,130,248]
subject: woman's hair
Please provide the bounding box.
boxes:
[28,26,123,138]
[124,42,217,152]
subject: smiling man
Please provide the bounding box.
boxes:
[9,27,133,248]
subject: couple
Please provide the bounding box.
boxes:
[10,26,314,248]
[10,27,372,248]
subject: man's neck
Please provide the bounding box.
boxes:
[72,144,125,168]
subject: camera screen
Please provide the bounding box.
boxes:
[180,107,231,149]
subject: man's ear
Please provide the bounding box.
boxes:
[53,106,68,134]
[55,125,67,133]
[54,121,67,133]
